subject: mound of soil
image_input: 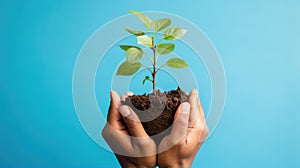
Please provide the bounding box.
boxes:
[121,87,189,143]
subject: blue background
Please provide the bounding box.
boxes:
[1,0,299,167]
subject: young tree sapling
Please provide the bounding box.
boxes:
[117,10,188,95]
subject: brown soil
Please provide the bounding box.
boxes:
[121,87,189,143]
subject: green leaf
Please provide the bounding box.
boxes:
[163,27,187,40]
[129,10,152,30]
[124,27,145,36]
[126,48,143,63]
[153,18,171,32]
[116,61,142,76]
[142,76,153,85]
[119,45,142,51]
[166,58,188,68]
[157,43,175,55]
[137,35,152,47]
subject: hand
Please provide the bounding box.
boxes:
[157,89,209,168]
[102,91,157,168]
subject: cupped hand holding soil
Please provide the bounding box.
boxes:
[121,87,189,142]
[157,89,209,167]
[102,91,157,167]
[102,89,209,167]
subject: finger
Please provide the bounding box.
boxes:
[197,92,209,143]
[126,91,134,96]
[111,90,121,109]
[107,90,122,126]
[186,123,202,148]
[167,102,190,145]
[188,89,198,128]
[103,123,156,156]
[186,117,209,148]
[197,96,205,123]
[119,105,148,137]
[199,124,209,143]
[102,124,133,155]
[120,91,134,101]
[185,92,209,148]
[120,95,127,101]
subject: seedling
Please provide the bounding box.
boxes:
[117,10,188,95]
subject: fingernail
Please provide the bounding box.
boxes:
[181,102,190,114]
[119,106,131,117]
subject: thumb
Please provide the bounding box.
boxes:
[119,105,148,137]
[107,90,122,126]
[168,102,190,145]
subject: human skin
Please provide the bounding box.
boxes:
[102,91,157,168]
[102,90,208,168]
[157,90,209,168]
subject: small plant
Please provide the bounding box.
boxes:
[117,10,188,95]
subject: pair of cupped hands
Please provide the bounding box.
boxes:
[102,89,209,168]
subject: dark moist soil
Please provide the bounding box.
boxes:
[121,87,189,143]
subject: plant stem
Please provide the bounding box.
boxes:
[151,36,157,95]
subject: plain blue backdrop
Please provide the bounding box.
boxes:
[1,0,299,167]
